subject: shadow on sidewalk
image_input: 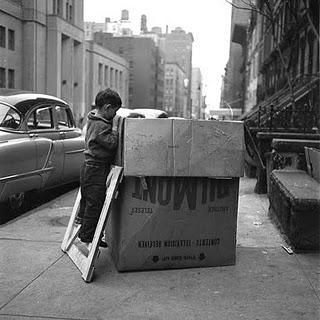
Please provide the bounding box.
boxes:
[0,182,79,225]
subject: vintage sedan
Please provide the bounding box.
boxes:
[117,108,146,119]
[0,91,85,210]
[133,108,168,118]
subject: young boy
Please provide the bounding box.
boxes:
[77,88,121,247]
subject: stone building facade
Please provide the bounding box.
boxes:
[93,33,164,110]
[220,0,250,112]
[85,41,129,112]
[0,0,86,122]
[164,63,186,117]
[162,27,193,118]
[246,0,319,129]
[191,67,203,119]
[0,1,131,124]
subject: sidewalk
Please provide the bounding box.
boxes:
[0,177,319,320]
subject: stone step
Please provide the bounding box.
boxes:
[269,169,320,251]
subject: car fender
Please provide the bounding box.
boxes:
[0,137,37,177]
[0,137,55,202]
[61,135,85,182]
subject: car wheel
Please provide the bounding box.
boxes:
[8,192,26,212]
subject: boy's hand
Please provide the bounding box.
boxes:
[112,114,120,132]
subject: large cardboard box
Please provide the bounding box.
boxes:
[118,119,244,177]
[106,176,239,271]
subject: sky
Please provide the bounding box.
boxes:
[84,0,232,110]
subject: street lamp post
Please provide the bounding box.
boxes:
[198,85,201,119]
[224,101,233,120]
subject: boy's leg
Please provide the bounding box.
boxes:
[76,192,86,225]
[78,182,106,242]
[78,162,109,244]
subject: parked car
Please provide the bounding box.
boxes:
[0,90,85,210]
[168,116,185,119]
[132,108,168,118]
[117,108,146,119]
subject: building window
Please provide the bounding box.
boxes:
[98,63,103,85]
[115,70,118,90]
[57,0,62,16]
[8,29,15,50]
[69,3,73,22]
[66,0,74,22]
[0,26,5,48]
[8,69,14,88]
[0,68,5,88]
[104,66,109,86]
[110,67,114,88]
[119,71,123,92]
[66,2,69,20]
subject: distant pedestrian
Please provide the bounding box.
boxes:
[76,88,121,247]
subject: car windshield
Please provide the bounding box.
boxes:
[0,103,21,130]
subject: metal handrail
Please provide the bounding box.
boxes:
[244,122,266,170]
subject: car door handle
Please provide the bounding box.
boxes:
[29,133,38,138]
[59,132,66,138]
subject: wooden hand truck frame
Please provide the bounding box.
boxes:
[61,165,123,282]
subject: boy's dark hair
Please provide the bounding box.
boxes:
[95,88,122,109]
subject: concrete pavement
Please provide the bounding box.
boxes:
[0,177,319,320]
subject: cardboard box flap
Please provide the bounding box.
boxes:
[122,119,244,177]
[173,120,193,176]
[190,120,244,177]
[124,119,174,176]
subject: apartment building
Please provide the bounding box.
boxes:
[94,33,164,109]
[163,27,193,117]
[0,0,86,121]
[191,67,203,119]
[84,9,133,40]
[85,41,129,112]
[220,0,250,112]
[164,63,186,117]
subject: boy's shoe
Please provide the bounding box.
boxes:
[79,237,108,248]
[74,216,83,225]
[98,240,108,248]
[76,239,91,253]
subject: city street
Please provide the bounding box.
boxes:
[0,2,319,319]
[0,177,319,320]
